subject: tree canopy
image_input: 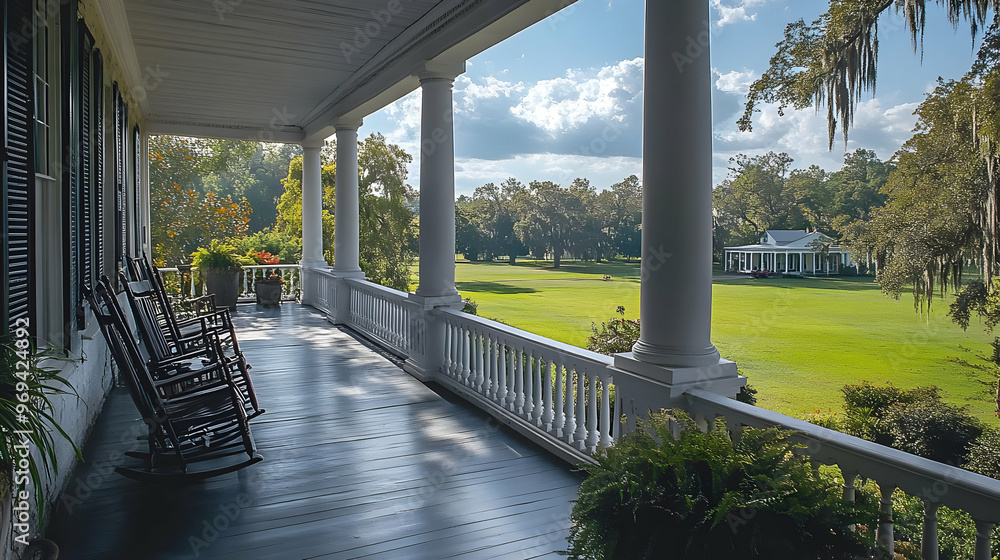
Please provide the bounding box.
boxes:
[274,133,417,291]
[455,175,642,267]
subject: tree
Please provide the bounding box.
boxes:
[515,181,587,268]
[275,133,417,291]
[598,174,642,261]
[469,178,528,263]
[742,1,1000,295]
[712,152,803,253]
[843,79,987,303]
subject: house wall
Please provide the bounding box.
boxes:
[1,0,147,551]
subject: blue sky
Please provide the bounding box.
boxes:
[358,0,984,197]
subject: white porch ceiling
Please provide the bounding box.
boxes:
[118,0,575,143]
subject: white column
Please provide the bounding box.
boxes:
[327,119,366,326]
[611,0,740,429]
[413,68,463,303]
[300,141,326,268]
[405,62,466,383]
[333,119,364,275]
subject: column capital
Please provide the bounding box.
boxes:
[333,117,363,131]
[417,60,466,82]
[301,138,326,150]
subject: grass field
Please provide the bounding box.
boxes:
[450,259,1000,425]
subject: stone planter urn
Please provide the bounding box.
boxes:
[255,278,284,307]
[204,270,240,311]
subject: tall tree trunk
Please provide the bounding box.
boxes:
[553,249,561,269]
[509,253,517,265]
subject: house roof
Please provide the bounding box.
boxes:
[724,230,843,251]
[115,0,571,142]
[766,230,809,245]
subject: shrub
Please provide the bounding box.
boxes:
[564,412,887,560]
[840,381,940,445]
[461,298,478,315]
[884,400,984,465]
[963,428,1000,479]
[586,306,640,355]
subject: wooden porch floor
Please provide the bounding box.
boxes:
[47,304,582,559]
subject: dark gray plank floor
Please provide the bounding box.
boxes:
[47,304,582,559]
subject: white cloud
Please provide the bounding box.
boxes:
[714,68,757,95]
[510,58,643,135]
[712,96,921,185]
[454,154,642,197]
[711,0,772,28]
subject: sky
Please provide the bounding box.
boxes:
[357,0,985,198]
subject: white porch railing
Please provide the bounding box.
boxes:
[437,308,615,464]
[300,269,1000,558]
[685,389,1000,560]
[346,278,416,358]
[156,264,302,303]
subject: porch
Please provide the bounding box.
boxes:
[46,303,582,559]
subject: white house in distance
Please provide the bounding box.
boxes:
[724,230,852,275]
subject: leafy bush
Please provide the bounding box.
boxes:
[884,400,983,466]
[837,381,983,466]
[735,383,758,405]
[963,428,1000,478]
[461,299,478,315]
[586,306,640,355]
[840,382,940,445]
[565,412,887,560]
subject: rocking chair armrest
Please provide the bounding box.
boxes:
[176,308,233,329]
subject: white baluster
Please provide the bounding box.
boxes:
[461,327,471,385]
[488,339,499,400]
[586,374,598,452]
[530,353,542,425]
[599,376,612,448]
[975,520,993,560]
[497,342,508,404]
[542,360,554,431]
[554,361,566,437]
[474,332,484,393]
[922,500,940,560]
[564,367,576,444]
[575,368,588,449]
[842,471,857,502]
[513,348,524,413]
[875,482,895,557]
[504,345,515,410]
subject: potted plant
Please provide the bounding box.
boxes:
[0,330,79,522]
[191,240,247,311]
[255,269,286,307]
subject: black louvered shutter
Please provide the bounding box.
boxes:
[132,125,140,258]
[3,0,36,334]
[113,82,125,273]
[92,50,104,286]
[78,22,94,324]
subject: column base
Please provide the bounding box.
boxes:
[299,259,329,269]
[610,353,745,433]
[630,339,722,368]
[408,292,463,311]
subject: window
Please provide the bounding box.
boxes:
[33,0,52,176]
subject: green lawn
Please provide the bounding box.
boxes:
[450,260,1000,425]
